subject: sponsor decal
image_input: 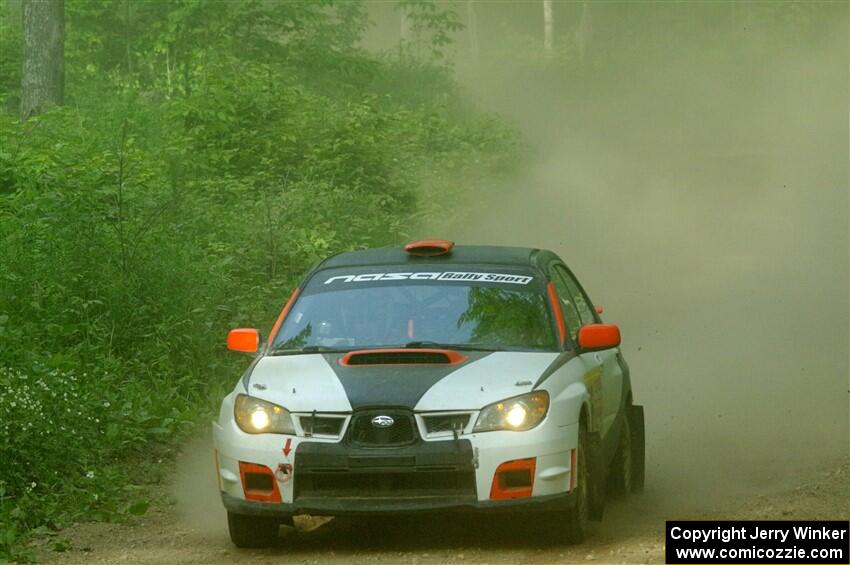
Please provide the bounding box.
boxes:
[324,272,534,285]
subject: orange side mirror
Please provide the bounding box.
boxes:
[595,305,604,314]
[577,324,620,351]
[227,328,260,353]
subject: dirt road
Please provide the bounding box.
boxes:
[34,456,847,564]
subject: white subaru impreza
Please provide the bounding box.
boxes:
[213,240,644,547]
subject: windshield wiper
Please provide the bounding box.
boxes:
[269,345,352,356]
[403,340,504,352]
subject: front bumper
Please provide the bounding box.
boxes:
[221,488,577,518]
[213,411,579,517]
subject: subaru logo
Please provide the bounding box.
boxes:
[371,415,394,428]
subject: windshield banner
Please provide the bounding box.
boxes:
[323,272,534,285]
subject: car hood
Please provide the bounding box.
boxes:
[246,351,560,412]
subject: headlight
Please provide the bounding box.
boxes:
[234,394,295,434]
[473,391,549,432]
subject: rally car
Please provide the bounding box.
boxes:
[213,240,645,547]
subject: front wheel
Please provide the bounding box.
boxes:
[528,419,600,545]
[564,420,590,543]
[227,512,280,548]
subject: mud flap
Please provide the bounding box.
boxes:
[587,430,605,521]
[629,404,646,493]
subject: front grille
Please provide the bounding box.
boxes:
[423,414,470,435]
[296,469,476,499]
[345,351,453,365]
[299,415,345,437]
[347,410,417,447]
[293,438,477,505]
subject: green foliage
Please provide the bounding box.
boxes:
[396,0,464,62]
[0,365,168,563]
[0,0,518,559]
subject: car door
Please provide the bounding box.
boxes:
[548,263,602,436]
[552,265,623,440]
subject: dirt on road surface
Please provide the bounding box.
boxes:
[33,452,847,564]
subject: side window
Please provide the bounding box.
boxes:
[556,266,596,326]
[549,266,582,341]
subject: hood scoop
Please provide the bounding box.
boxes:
[339,349,467,366]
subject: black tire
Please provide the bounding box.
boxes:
[607,413,633,497]
[227,512,280,548]
[563,419,590,544]
[628,404,646,493]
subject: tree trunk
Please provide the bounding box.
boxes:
[542,0,553,56]
[467,0,479,65]
[20,0,63,121]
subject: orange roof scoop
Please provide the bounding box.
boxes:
[404,239,454,257]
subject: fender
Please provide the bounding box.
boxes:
[548,380,591,429]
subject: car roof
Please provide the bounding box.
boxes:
[310,244,560,274]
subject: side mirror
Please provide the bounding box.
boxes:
[594,305,604,314]
[577,324,620,351]
[227,328,261,354]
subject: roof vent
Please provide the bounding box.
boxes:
[340,349,467,366]
[404,239,454,257]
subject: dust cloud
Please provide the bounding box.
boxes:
[434,6,849,509]
[172,432,228,539]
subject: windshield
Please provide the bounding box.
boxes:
[272,283,558,353]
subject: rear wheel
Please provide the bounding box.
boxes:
[227,512,280,548]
